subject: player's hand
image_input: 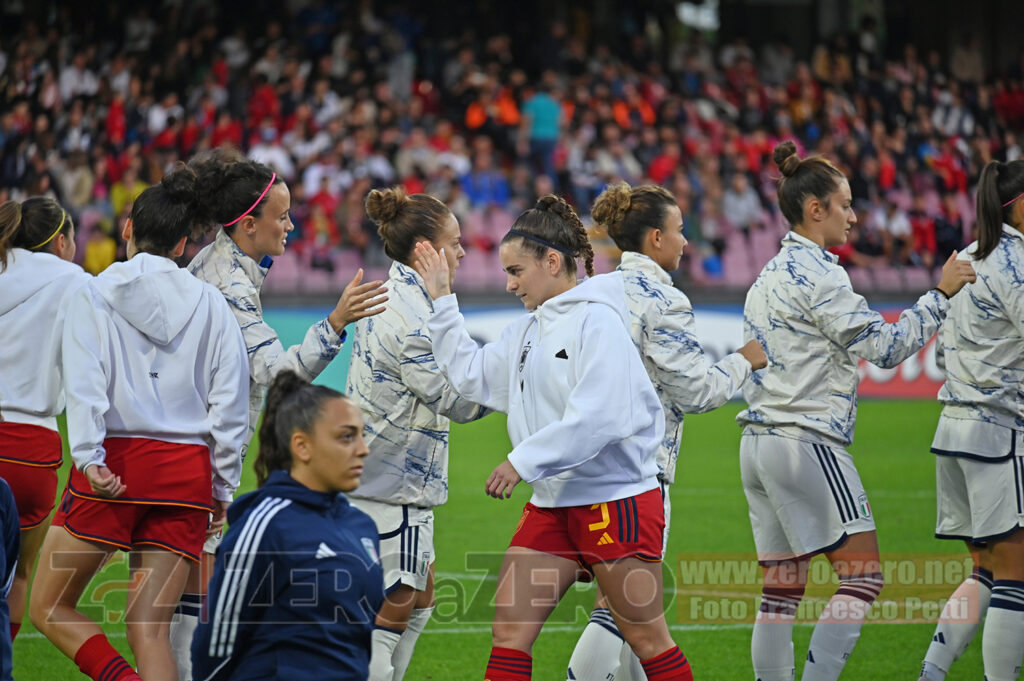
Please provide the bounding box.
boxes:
[485,459,521,500]
[738,339,768,370]
[328,268,388,332]
[412,241,452,300]
[935,250,976,297]
[85,464,126,498]
[208,498,231,538]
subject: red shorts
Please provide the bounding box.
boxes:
[52,488,208,561]
[510,487,665,577]
[0,422,63,530]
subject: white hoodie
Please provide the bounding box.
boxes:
[0,248,91,430]
[61,254,249,501]
[427,275,664,508]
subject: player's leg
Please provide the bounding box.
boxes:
[981,527,1024,681]
[802,530,883,681]
[29,525,140,681]
[9,522,47,640]
[125,548,191,681]
[487,546,580,681]
[169,548,215,681]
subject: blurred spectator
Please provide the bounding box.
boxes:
[82,223,117,275]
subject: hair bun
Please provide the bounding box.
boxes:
[773,140,801,177]
[591,182,633,236]
[365,187,407,227]
[160,164,199,203]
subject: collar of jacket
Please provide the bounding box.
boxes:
[263,469,349,511]
[390,260,433,307]
[782,230,839,264]
[1002,223,1024,242]
[214,228,273,291]
[618,251,672,286]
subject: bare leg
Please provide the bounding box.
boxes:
[9,523,49,633]
[124,549,190,681]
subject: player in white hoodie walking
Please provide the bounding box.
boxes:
[413,195,694,681]
[0,198,90,646]
[29,166,249,681]
[568,182,768,681]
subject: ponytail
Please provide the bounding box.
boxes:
[255,371,347,487]
[0,197,74,272]
[975,160,1024,261]
[501,194,595,277]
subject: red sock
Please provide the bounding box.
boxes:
[73,634,141,681]
[9,622,19,641]
[485,646,532,680]
[641,646,693,681]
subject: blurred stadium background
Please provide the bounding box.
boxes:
[6,0,1021,678]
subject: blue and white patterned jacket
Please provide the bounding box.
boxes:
[933,226,1024,457]
[189,229,346,448]
[739,231,948,445]
[346,261,486,508]
[612,252,752,483]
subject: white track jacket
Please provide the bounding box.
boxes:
[427,275,664,508]
[61,254,249,500]
[0,249,90,429]
[612,252,752,482]
[933,226,1024,460]
[739,231,948,445]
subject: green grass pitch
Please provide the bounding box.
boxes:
[13,400,984,679]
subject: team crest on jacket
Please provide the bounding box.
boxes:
[362,536,380,563]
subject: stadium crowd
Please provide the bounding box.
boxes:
[1,2,1024,290]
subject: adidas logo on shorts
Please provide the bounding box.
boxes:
[596,532,615,545]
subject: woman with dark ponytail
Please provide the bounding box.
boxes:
[737,140,976,681]
[175,149,387,680]
[29,165,250,681]
[192,371,384,681]
[0,197,89,648]
[916,159,1024,681]
[567,182,768,681]
[413,195,694,681]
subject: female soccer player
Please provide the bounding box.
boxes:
[192,370,384,681]
[346,186,487,681]
[917,160,1024,681]
[29,166,250,681]
[568,182,768,681]
[0,197,89,644]
[414,195,694,681]
[171,150,386,680]
[738,140,975,681]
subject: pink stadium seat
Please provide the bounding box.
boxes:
[847,267,875,292]
[902,267,933,291]
[871,266,906,291]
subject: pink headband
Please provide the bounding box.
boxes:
[1003,191,1024,208]
[224,172,277,226]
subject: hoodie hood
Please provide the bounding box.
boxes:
[91,253,204,345]
[0,248,87,315]
[228,470,348,524]
[534,273,631,327]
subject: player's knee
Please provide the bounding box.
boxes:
[759,584,805,616]
[836,571,884,604]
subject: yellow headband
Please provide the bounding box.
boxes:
[30,210,66,250]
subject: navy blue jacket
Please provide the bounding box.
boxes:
[0,478,19,681]
[192,471,384,680]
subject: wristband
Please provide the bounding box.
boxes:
[932,287,950,299]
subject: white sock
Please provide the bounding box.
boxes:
[567,609,624,680]
[369,627,402,681]
[753,611,797,681]
[921,567,993,679]
[392,607,433,681]
[981,580,1024,681]
[170,593,202,681]
[801,595,869,681]
[617,640,646,681]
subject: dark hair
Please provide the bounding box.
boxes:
[772,140,845,227]
[975,160,1024,260]
[130,163,218,255]
[592,182,677,253]
[188,147,284,234]
[255,371,348,487]
[500,195,594,277]
[0,197,74,271]
[365,186,452,263]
